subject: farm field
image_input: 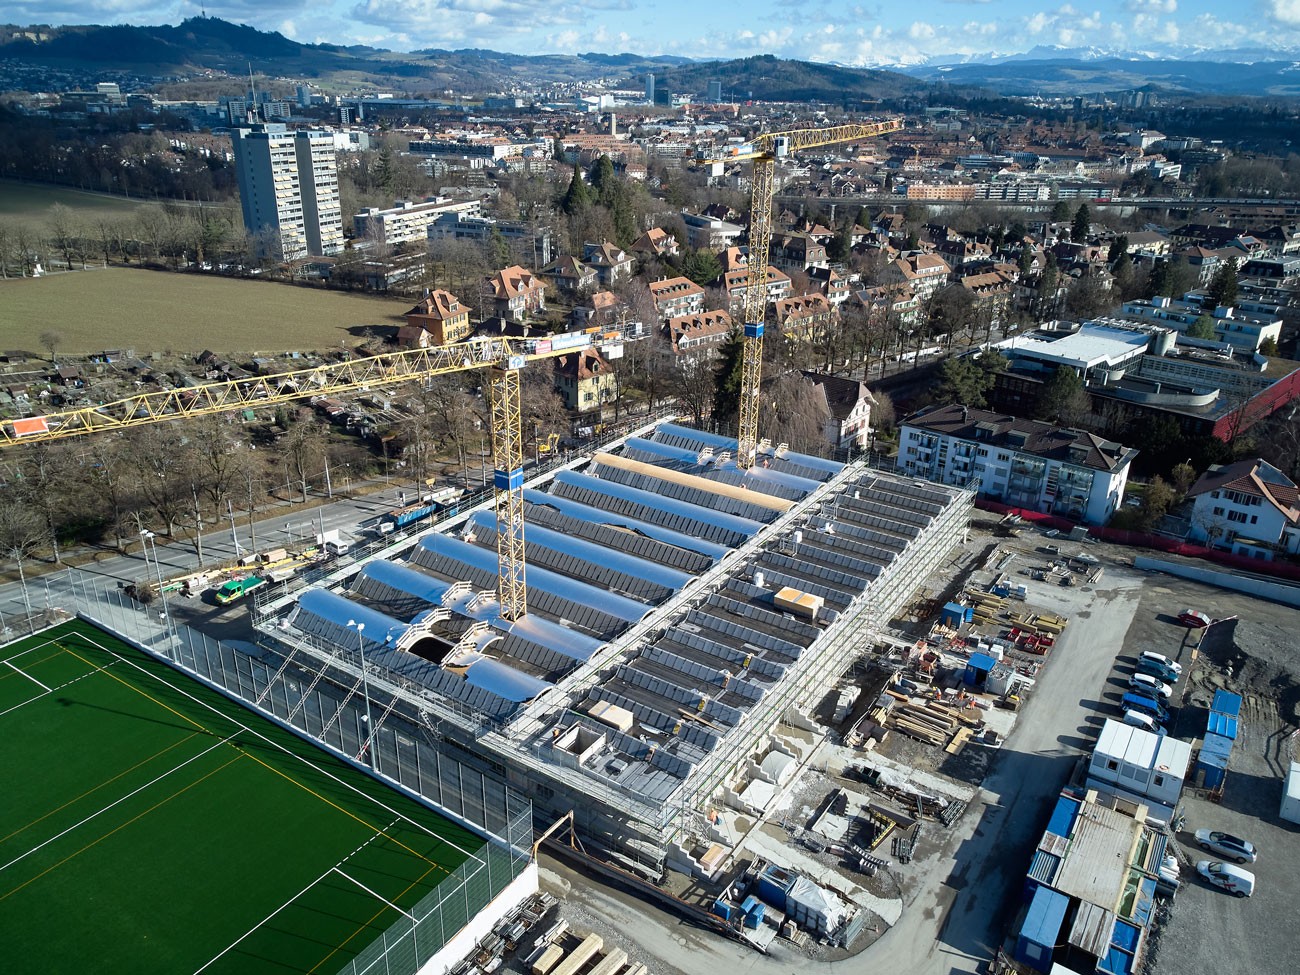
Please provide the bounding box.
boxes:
[0,178,151,229]
[0,267,412,353]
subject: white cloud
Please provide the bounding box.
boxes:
[908,21,936,40]
[1126,0,1176,12]
[1270,0,1300,25]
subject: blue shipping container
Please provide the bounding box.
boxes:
[1015,886,1069,973]
[756,865,796,907]
[1211,689,1242,717]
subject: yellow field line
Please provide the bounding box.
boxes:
[308,859,449,974]
[0,732,201,847]
[60,643,210,735]
[0,754,244,904]
[235,747,439,867]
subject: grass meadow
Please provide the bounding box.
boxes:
[0,178,150,231]
[0,267,413,354]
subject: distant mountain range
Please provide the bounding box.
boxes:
[893,54,1300,97]
[5,17,1300,99]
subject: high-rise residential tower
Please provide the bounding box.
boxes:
[231,123,343,261]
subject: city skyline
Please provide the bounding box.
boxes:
[14,1,1300,66]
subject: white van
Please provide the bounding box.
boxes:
[323,539,350,557]
[1197,860,1255,897]
[1139,650,1182,676]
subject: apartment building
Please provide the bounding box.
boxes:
[1121,296,1282,353]
[553,348,617,412]
[487,266,547,322]
[802,372,874,449]
[582,241,635,287]
[680,210,743,250]
[664,309,733,361]
[399,289,472,347]
[231,124,343,260]
[899,404,1137,525]
[774,293,834,343]
[353,198,478,248]
[630,227,680,261]
[648,276,706,321]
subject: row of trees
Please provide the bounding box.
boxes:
[0,361,578,567]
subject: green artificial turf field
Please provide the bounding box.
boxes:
[0,620,483,974]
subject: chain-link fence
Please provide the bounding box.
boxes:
[63,569,534,975]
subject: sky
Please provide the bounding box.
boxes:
[14,1,1300,64]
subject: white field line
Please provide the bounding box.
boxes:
[192,817,403,975]
[0,731,242,876]
[4,659,51,692]
[72,633,483,862]
[0,657,121,719]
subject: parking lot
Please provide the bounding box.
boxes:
[1110,583,1300,975]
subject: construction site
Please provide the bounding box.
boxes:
[250,420,973,879]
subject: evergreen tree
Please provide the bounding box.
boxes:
[560,168,591,216]
[1071,204,1091,243]
[1205,261,1239,310]
[711,329,746,430]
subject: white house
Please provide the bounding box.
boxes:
[899,405,1138,525]
[1087,719,1192,816]
[802,372,874,450]
[1186,458,1300,559]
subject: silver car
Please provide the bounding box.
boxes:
[1194,829,1258,864]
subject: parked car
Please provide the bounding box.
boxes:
[1196,860,1255,897]
[1129,672,1173,702]
[1122,709,1165,734]
[1137,658,1180,685]
[1121,692,1170,723]
[1195,829,1258,864]
[1139,650,1182,676]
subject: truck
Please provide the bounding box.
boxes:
[380,501,438,532]
[214,575,267,605]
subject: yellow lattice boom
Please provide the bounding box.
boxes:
[1,333,598,621]
[700,119,904,468]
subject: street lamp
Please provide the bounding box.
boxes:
[346,619,379,774]
[139,530,170,632]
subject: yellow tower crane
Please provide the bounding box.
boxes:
[0,333,600,621]
[699,119,904,468]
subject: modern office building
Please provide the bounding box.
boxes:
[645,72,656,105]
[231,124,344,261]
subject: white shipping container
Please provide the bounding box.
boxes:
[1282,762,1300,825]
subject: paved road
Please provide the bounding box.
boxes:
[0,482,413,634]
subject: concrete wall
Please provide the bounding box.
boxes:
[1134,556,1300,608]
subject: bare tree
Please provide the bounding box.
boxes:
[758,372,831,454]
[281,419,327,503]
[662,354,717,429]
[39,330,62,364]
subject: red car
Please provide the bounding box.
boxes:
[1179,609,1212,628]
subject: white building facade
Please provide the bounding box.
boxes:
[899,405,1137,525]
[232,124,343,260]
[1186,459,1300,559]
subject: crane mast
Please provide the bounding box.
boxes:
[702,119,904,468]
[0,333,597,621]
